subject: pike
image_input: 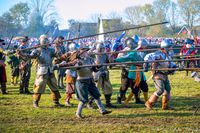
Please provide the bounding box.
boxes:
[6,36,14,50]
[91,46,200,55]
[7,22,169,54]
[61,58,200,69]
[129,67,200,72]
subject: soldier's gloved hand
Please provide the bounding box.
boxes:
[52,64,60,70]
[143,63,149,72]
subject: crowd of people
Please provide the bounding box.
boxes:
[0,33,199,118]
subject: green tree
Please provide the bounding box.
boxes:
[28,0,58,37]
[0,12,19,36]
[177,0,200,29]
[124,6,144,25]
[168,1,180,35]
[9,2,30,26]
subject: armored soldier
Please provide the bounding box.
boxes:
[64,48,112,118]
[144,39,176,110]
[54,36,66,89]
[115,38,147,106]
[124,39,149,105]
[0,39,7,94]
[180,38,198,76]
[18,37,31,94]
[64,42,79,106]
[17,35,63,108]
[116,37,138,104]
[93,43,116,108]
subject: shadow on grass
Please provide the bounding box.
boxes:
[110,111,194,118]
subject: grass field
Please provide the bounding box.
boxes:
[1,66,200,133]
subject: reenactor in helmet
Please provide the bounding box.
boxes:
[116,37,138,104]
[64,42,79,106]
[16,34,63,108]
[92,42,116,108]
[180,38,197,76]
[18,36,32,94]
[54,36,66,89]
[144,39,176,110]
[58,47,112,118]
[0,39,7,94]
[124,39,149,106]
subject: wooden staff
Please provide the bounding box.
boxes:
[129,67,200,72]
[91,47,200,55]
[61,58,200,69]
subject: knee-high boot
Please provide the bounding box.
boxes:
[33,93,41,108]
[124,92,134,106]
[105,94,116,108]
[143,92,148,102]
[1,83,7,94]
[145,94,159,109]
[162,94,174,110]
[76,102,85,118]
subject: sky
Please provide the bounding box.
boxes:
[0,0,155,29]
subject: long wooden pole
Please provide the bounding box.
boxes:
[61,58,200,69]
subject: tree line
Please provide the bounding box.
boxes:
[0,0,199,38]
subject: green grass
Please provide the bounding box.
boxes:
[1,66,200,132]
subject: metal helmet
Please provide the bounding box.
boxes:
[125,37,137,49]
[55,36,64,44]
[160,39,172,48]
[39,34,49,45]
[185,38,194,45]
[96,42,105,52]
[137,39,148,49]
[68,42,79,51]
[133,35,140,44]
[22,36,29,42]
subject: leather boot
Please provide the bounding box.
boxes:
[19,83,24,94]
[162,94,174,110]
[143,92,148,102]
[124,92,134,106]
[25,87,31,94]
[11,76,14,85]
[145,94,159,109]
[33,93,41,108]
[53,99,64,107]
[1,83,7,94]
[117,96,122,104]
[105,94,116,108]
[135,93,144,104]
[24,82,31,94]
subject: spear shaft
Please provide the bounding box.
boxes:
[129,68,200,72]
[91,47,200,55]
[61,58,200,69]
